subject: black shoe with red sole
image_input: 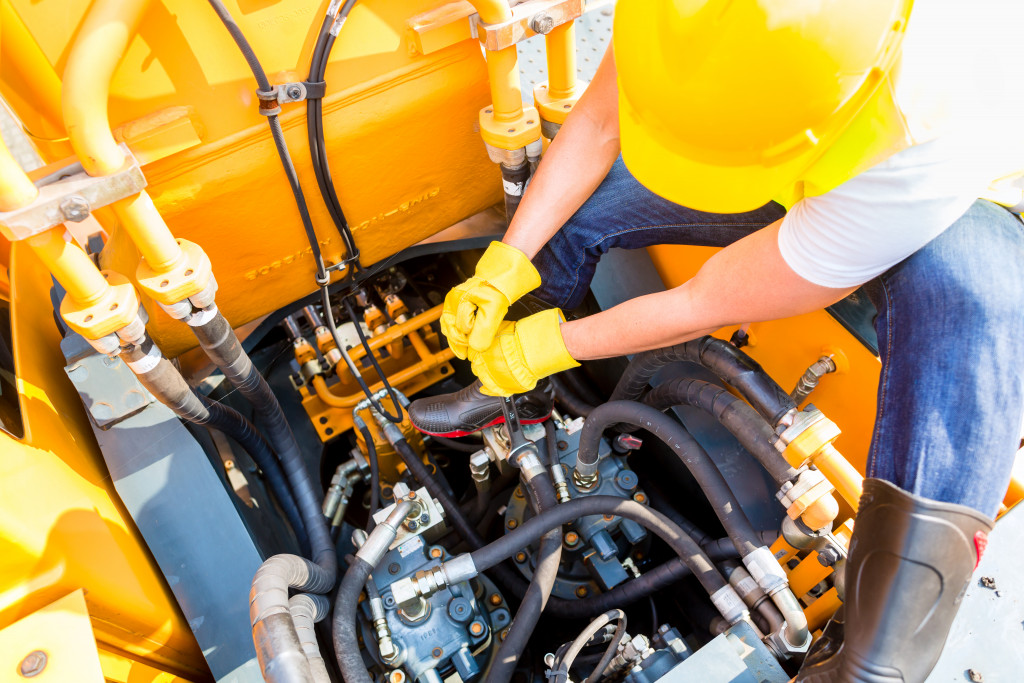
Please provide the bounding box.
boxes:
[407,380,552,437]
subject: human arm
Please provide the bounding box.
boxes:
[559,220,855,359]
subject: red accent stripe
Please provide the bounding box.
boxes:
[974,530,989,569]
[414,413,551,438]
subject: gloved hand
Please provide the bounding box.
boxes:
[441,241,541,359]
[470,309,579,396]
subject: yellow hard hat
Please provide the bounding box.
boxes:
[614,0,914,213]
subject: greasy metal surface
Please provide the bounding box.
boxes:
[361,526,509,682]
[504,424,648,599]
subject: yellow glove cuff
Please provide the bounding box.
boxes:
[475,241,541,303]
[515,308,580,378]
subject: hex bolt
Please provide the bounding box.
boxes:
[515,551,527,563]
[530,12,555,34]
[817,546,841,568]
[18,651,47,678]
[59,195,91,223]
[470,621,485,637]
[564,531,580,547]
[575,585,589,598]
[489,593,502,606]
[419,512,430,525]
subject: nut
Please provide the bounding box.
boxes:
[529,12,555,34]
[59,195,91,222]
[18,651,47,678]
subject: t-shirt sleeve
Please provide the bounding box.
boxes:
[777,138,986,289]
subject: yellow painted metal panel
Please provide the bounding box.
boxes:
[0,243,206,680]
[0,590,104,683]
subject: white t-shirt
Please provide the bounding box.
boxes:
[778,0,1024,288]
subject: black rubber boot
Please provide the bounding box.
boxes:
[407,380,552,437]
[797,478,992,683]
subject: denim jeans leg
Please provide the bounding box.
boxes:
[532,157,786,309]
[864,200,1024,517]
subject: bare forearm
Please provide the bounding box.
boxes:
[561,222,856,360]
[502,49,620,259]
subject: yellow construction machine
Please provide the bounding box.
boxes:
[0,2,1020,682]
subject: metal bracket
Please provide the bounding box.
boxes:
[0,143,146,242]
[256,81,328,116]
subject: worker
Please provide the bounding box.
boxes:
[409,2,1024,680]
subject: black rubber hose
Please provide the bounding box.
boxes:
[486,473,561,683]
[576,401,762,558]
[609,336,796,427]
[332,555,374,683]
[357,423,380,532]
[640,377,799,485]
[644,485,710,546]
[550,373,595,418]
[200,394,310,554]
[469,495,729,598]
[191,312,336,587]
[544,419,560,469]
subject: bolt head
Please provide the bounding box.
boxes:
[530,12,555,34]
[59,195,91,222]
[286,85,302,99]
[18,651,47,678]
[419,512,430,524]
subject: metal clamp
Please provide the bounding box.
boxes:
[0,143,146,241]
[256,81,328,117]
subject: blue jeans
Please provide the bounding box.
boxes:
[533,158,1024,517]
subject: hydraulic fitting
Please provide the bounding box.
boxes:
[790,355,837,406]
[390,554,478,610]
[549,461,571,504]
[368,589,399,663]
[775,408,863,509]
[607,634,653,675]
[572,467,599,492]
[777,467,840,531]
[709,584,749,625]
[469,451,492,496]
[742,546,789,597]
[357,500,414,567]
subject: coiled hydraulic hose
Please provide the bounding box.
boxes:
[190,310,336,586]
[640,378,800,485]
[575,401,763,558]
[123,340,309,552]
[199,394,310,554]
[609,336,796,427]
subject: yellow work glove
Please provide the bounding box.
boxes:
[440,241,541,360]
[471,309,580,396]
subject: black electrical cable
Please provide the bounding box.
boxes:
[306,0,361,268]
[206,0,404,424]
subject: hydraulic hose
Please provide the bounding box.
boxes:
[334,502,412,683]
[355,420,380,532]
[486,472,561,683]
[200,394,310,554]
[289,593,331,683]
[190,309,336,586]
[468,496,730,600]
[251,555,336,683]
[554,610,626,683]
[550,373,595,418]
[640,378,800,485]
[575,401,762,558]
[609,336,796,427]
